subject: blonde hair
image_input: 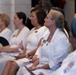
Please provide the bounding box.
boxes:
[0,13,10,27]
[51,9,64,28]
[50,8,67,35]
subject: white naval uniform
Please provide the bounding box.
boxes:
[50,50,76,75]
[0,26,30,75]
[0,26,30,56]
[15,26,49,67]
[26,26,48,53]
[9,26,30,49]
[17,28,71,75]
[0,28,12,42]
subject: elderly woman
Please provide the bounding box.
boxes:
[16,7,71,75]
[50,18,76,75]
[0,13,12,42]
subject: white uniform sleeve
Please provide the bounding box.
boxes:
[35,46,41,58]
[49,38,70,70]
[22,28,30,49]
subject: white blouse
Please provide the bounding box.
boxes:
[38,29,70,69]
[0,28,12,42]
[16,28,71,75]
[26,26,48,53]
[9,26,30,49]
[51,50,76,75]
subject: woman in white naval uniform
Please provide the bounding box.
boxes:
[50,18,76,75]
[0,14,12,42]
[0,12,30,56]
[16,7,71,75]
[2,8,48,75]
[0,12,30,75]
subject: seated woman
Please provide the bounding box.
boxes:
[2,7,49,75]
[0,12,30,75]
[0,12,30,55]
[0,13,12,43]
[16,7,71,75]
[49,18,76,75]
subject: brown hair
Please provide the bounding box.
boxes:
[31,8,46,26]
[16,12,26,25]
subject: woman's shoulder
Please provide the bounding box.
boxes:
[57,28,68,38]
[5,28,12,32]
[38,26,48,32]
[40,26,48,29]
[30,27,35,31]
[53,29,69,42]
[23,26,30,32]
[3,28,12,35]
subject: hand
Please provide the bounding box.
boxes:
[15,53,25,59]
[28,65,37,71]
[25,53,32,58]
[32,55,37,61]
[28,55,37,63]
[28,56,33,59]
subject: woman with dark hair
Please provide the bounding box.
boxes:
[16,7,71,75]
[0,12,30,75]
[2,8,48,75]
[0,12,30,53]
[16,12,27,25]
